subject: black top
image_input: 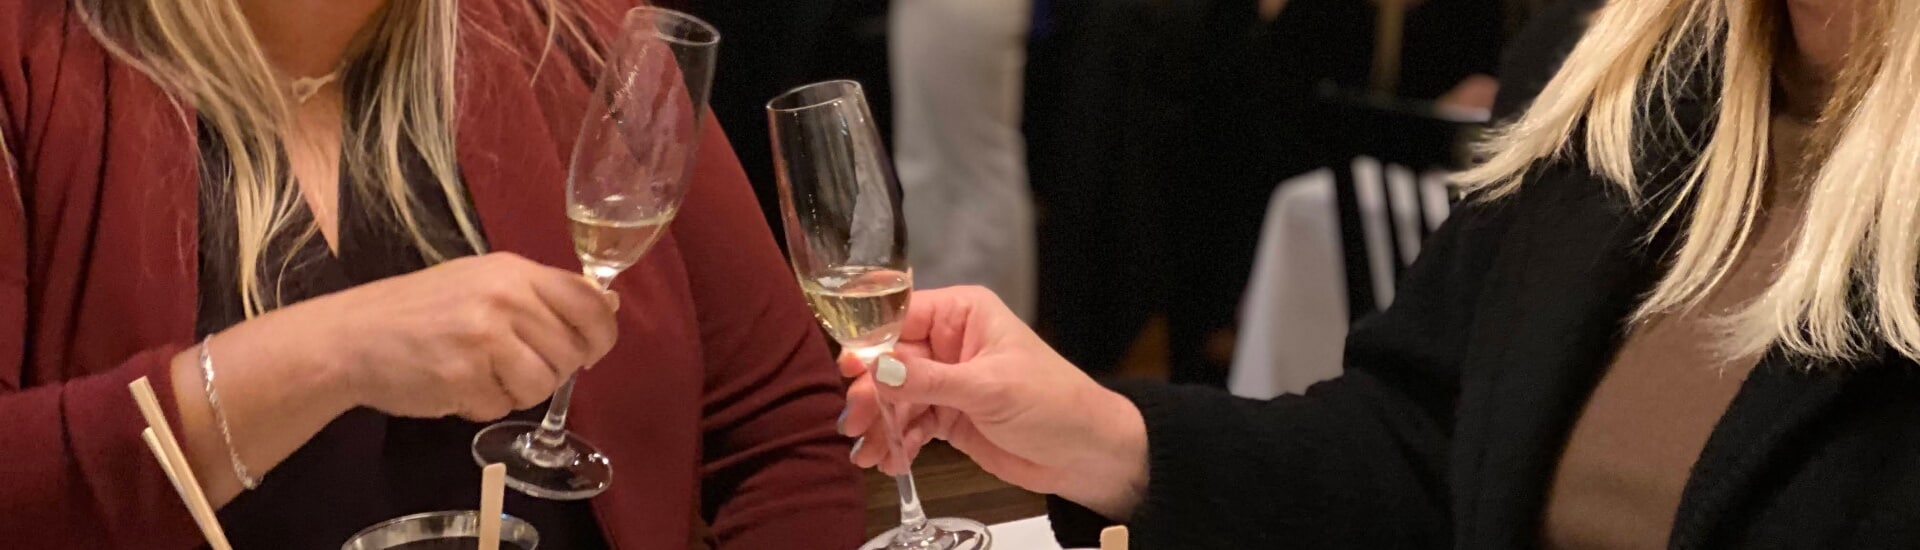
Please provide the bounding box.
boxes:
[1052,0,1920,547]
[194,125,610,550]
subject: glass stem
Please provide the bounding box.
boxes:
[876,388,935,545]
[893,473,932,542]
[523,269,618,464]
[533,374,580,450]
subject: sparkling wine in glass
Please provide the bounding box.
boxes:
[569,200,677,281]
[800,267,912,353]
[769,80,991,550]
[471,6,717,501]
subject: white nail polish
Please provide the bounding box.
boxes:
[875,355,907,387]
[849,436,865,461]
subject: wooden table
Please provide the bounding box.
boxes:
[862,441,1047,539]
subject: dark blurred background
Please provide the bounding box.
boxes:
[671,0,1530,382]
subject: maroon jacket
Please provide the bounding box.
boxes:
[0,2,861,548]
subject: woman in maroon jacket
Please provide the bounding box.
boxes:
[0,1,861,548]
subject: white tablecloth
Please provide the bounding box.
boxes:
[1227,169,1350,399]
[987,515,1064,549]
[991,515,1112,549]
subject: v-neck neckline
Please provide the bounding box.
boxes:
[189,117,441,337]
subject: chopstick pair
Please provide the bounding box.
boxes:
[129,377,234,550]
[131,375,514,550]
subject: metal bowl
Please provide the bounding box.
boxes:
[341,510,539,550]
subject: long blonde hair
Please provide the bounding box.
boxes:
[1456,0,1920,362]
[75,0,605,317]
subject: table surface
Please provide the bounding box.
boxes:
[861,440,1055,546]
[862,442,1048,537]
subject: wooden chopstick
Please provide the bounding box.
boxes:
[1100,526,1129,550]
[479,463,506,550]
[141,428,180,485]
[129,377,235,550]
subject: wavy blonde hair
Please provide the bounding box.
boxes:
[1457,0,1918,362]
[74,0,606,317]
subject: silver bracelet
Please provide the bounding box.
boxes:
[200,336,260,490]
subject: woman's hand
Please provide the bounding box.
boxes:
[166,252,618,506]
[840,286,1150,520]
[281,252,619,421]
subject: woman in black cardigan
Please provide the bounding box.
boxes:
[840,0,1920,547]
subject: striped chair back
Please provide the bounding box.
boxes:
[1323,97,1474,318]
[1331,156,1456,317]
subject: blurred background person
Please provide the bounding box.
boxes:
[1022,0,1171,380]
[891,0,1038,321]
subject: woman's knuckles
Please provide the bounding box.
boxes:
[475,282,517,312]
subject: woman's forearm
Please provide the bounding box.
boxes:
[166,310,358,507]
[1056,386,1151,521]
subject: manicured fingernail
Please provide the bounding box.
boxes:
[875,355,906,387]
[836,406,850,435]
[604,290,620,311]
[849,436,865,462]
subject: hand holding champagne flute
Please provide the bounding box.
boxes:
[470,6,718,500]
[770,80,990,550]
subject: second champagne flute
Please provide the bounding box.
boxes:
[470,6,718,500]
[769,80,991,550]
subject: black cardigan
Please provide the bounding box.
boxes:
[1051,1,1920,548]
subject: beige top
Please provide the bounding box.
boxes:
[1539,62,1827,549]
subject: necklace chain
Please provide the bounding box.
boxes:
[288,71,340,105]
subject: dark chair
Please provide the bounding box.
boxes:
[1319,90,1477,319]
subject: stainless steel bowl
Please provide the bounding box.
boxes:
[341,510,539,550]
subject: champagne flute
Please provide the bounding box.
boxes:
[769,80,992,550]
[471,6,718,501]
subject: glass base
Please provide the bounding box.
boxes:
[857,518,992,550]
[471,420,612,500]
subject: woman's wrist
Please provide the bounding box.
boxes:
[1059,384,1149,521]
[219,305,362,416]
[159,312,361,505]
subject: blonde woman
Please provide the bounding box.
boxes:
[0,1,861,548]
[840,0,1917,547]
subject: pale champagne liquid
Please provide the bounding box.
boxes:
[800,267,912,353]
[568,203,674,275]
